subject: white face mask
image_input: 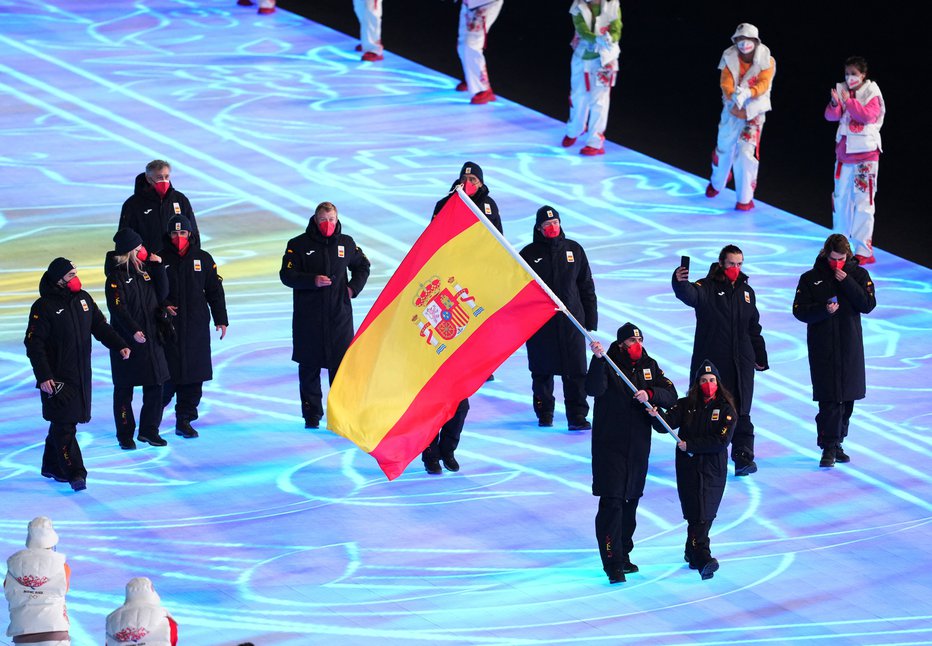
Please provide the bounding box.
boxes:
[845,74,864,89]
[736,40,755,54]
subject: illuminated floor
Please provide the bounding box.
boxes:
[1,1,931,644]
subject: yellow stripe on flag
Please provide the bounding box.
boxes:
[328,220,538,451]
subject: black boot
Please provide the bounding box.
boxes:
[175,419,199,438]
[835,446,850,463]
[819,447,836,468]
[138,430,168,447]
[699,557,719,580]
[605,567,626,584]
[441,454,460,472]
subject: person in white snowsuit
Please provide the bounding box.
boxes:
[354,0,384,61]
[4,517,71,646]
[105,577,178,646]
[562,0,622,156]
[457,0,503,104]
[706,23,775,211]
[825,56,884,264]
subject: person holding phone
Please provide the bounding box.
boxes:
[792,234,876,467]
[24,258,130,490]
[672,245,768,476]
[280,202,371,429]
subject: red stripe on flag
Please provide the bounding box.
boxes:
[369,281,557,480]
[354,195,479,341]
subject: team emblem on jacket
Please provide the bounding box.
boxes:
[15,574,49,589]
[173,202,181,215]
[80,299,89,312]
[142,272,151,281]
[193,259,202,272]
[744,291,750,303]
[484,203,492,215]
[711,409,720,421]
[566,251,575,263]
[412,276,483,354]
[338,245,345,258]
[642,368,652,380]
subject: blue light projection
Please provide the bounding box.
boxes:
[1,1,930,644]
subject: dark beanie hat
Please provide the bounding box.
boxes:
[113,228,143,254]
[47,257,75,282]
[536,205,560,225]
[167,214,192,233]
[459,161,483,184]
[616,322,643,343]
[694,359,722,383]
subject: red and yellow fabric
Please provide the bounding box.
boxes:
[327,191,557,479]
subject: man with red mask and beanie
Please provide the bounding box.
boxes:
[280,202,371,428]
[160,214,229,439]
[672,244,768,476]
[118,160,198,253]
[792,234,876,467]
[586,322,677,584]
[650,359,738,580]
[24,258,130,490]
[433,161,503,234]
[520,206,598,431]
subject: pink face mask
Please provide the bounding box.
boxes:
[65,276,82,292]
[626,341,643,361]
[136,246,149,262]
[829,258,846,271]
[318,220,336,237]
[723,265,740,282]
[153,181,170,198]
[172,236,190,254]
[700,381,718,400]
[463,181,478,197]
[542,222,560,239]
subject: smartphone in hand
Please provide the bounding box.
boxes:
[680,255,690,271]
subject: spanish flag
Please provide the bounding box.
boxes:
[327,190,558,479]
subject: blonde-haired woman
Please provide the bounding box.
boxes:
[105,228,170,449]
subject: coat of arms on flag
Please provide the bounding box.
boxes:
[413,276,483,350]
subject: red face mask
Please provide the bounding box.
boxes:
[463,181,478,197]
[542,222,561,239]
[700,381,718,400]
[723,265,740,282]
[172,236,190,254]
[318,220,336,237]
[65,276,82,292]
[136,246,149,262]
[829,258,846,271]
[626,341,643,361]
[153,180,170,198]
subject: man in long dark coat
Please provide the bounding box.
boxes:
[24,258,129,491]
[280,202,371,428]
[520,206,597,430]
[672,244,768,476]
[586,322,677,584]
[792,234,876,467]
[119,160,198,252]
[160,214,229,439]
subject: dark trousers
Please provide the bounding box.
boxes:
[531,373,589,423]
[685,519,714,568]
[42,422,86,482]
[595,496,639,571]
[299,363,339,424]
[816,400,855,449]
[422,399,469,462]
[162,381,204,424]
[114,384,164,441]
[731,413,755,464]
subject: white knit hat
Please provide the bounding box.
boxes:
[125,577,162,605]
[731,23,760,42]
[26,516,59,549]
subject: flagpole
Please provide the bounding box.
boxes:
[453,189,682,443]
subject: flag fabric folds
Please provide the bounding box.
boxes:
[327,190,558,480]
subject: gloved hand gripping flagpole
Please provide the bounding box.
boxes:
[453,188,682,443]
